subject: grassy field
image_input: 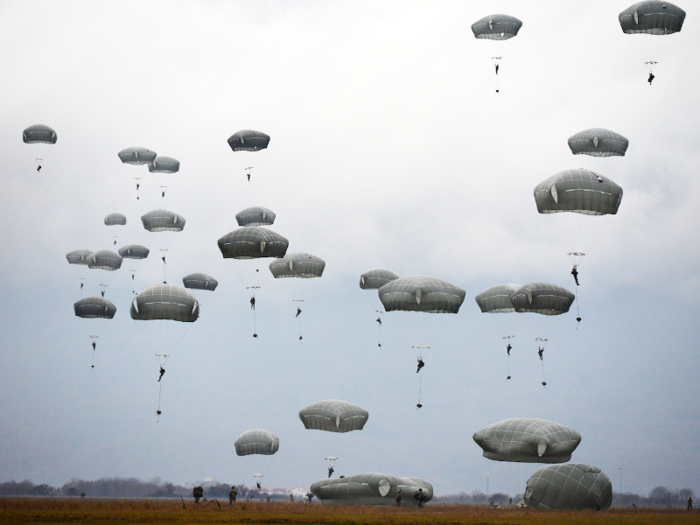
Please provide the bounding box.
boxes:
[1,498,700,525]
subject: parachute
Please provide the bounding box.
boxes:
[567,129,629,157]
[359,269,399,290]
[378,276,466,314]
[510,283,575,315]
[299,399,369,433]
[534,169,623,216]
[182,273,218,291]
[311,474,433,507]
[473,418,581,463]
[87,250,123,272]
[227,130,271,152]
[269,253,325,279]
[234,429,279,456]
[218,227,289,259]
[141,209,186,232]
[104,213,127,226]
[118,245,150,259]
[118,147,157,165]
[471,14,523,39]
[148,156,180,174]
[23,124,57,170]
[619,1,686,78]
[474,283,521,313]
[74,297,117,319]
[66,249,92,265]
[524,464,612,510]
[236,206,276,227]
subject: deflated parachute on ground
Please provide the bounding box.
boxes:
[269,253,325,278]
[311,474,433,507]
[379,276,466,313]
[218,227,288,259]
[473,418,581,463]
[471,14,523,39]
[534,169,623,216]
[182,273,218,291]
[234,429,280,456]
[567,129,629,157]
[299,399,369,433]
[359,269,399,290]
[524,464,612,510]
[236,206,276,227]
[74,297,117,319]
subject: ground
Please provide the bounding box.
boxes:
[1,499,699,525]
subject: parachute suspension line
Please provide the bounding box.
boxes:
[417,372,422,408]
[157,381,163,423]
[160,249,168,283]
[493,57,501,94]
[294,300,304,343]
[375,310,384,348]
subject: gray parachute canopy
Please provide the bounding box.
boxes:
[141,209,186,232]
[227,130,271,152]
[118,147,157,165]
[104,213,127,226]
[510,283,575,315]
[524,464,612,510]
[22,124,57,144]
[148,156,180,173]
[182,273,218,291]
[299,399,369,433]
[74,297,117,319]
[359,269,400,290]
[234,429,279,456]
[87,250,123,271]
[311,474,433,507]
[130,283,199,322]
[218,227,289,259]
[619,1,686,34]
[118,245,150,259]
[567,128,629,157]
[66,249,92,265]
[474,284,522,313]
[378,276,466,314]
[473,418,582,463]
[235,206,276,227]
[534,169,623,216]
[269,253,325,279]
[471,14,523,40]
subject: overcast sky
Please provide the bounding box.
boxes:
[1,0,699,497]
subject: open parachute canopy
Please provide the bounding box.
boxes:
[269,253,325,279]
[312,474,433,507]
[510,282,575,315]
[118,245,150,259]
[473,418,581,463]
[130,284,199,322]
[22,124,57,144]
[74,297,117,319]
[227,130,271,152]
[524,464,613,510]
[118,147,157,165]
[567,128,629,157]
[66,249,92,265]
[236,206,276,227]
[619,1,686,34]
[471,14,523,40]
[359,268,400,290]
[141,209,186,232]
[148,156,180,173]
[218,227,289,259]
[104,213,127,226]
[234,429,280,456]
[87,250,123,271]
[379,276,466,313]
[182,273,218,291]
[299,399,369,433]
[474,283,522,313]
[534,169,623,216]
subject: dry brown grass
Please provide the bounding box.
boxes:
[1,498,700,524]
